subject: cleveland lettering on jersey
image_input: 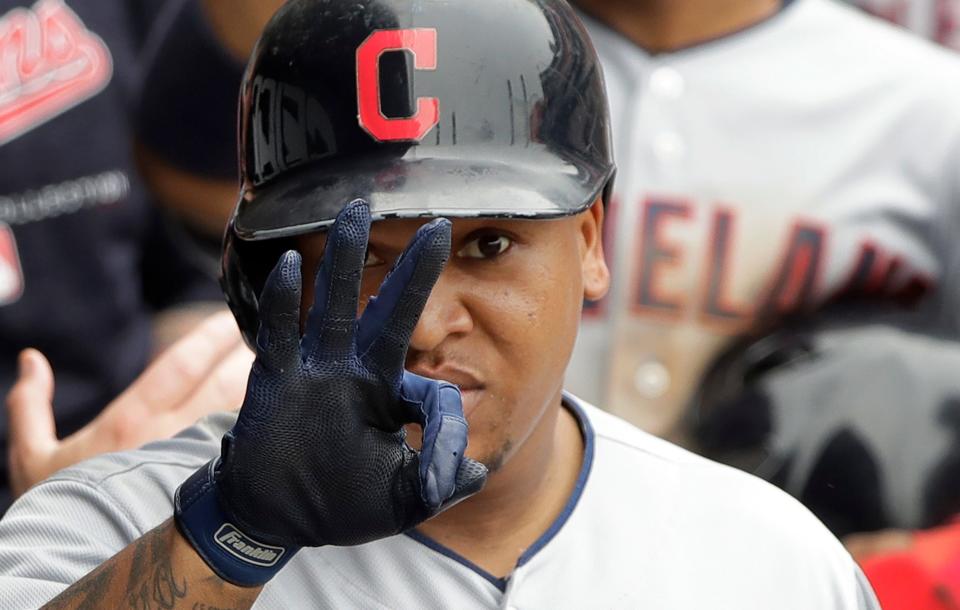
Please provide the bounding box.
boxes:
[604,197,936,333]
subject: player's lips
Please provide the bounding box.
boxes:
[407,366,485,417]
[457,388,484,420]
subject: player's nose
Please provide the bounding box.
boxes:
[407,269,473,355]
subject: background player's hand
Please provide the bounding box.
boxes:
[175,201,486,586]
[6,311,251,498]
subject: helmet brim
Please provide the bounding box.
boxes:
[233,149,614,241]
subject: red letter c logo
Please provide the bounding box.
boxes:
[356,28,439,142]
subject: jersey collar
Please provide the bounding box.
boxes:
[405,392,596,592]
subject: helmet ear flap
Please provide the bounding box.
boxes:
[221,225,298,350]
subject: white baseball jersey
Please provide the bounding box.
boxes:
[846,0,960,49]
[0,396,877,609]
[567,0,960,438]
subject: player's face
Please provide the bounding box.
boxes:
[298,200,609,471]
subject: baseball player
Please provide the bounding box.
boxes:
[0,1,878,608]
[566,0,960,445]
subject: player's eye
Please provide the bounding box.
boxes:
[456,233,513,260]
[364,248,385,268]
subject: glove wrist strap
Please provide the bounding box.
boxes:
[174,460,299,587]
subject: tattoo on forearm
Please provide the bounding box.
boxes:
[42,520,255,610]
[44,561,119,610]
[127,523,187,609]
[43,522,188,610]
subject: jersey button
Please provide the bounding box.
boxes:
[649,66,684,99]
[652,132,685,162]
[634,360,671,399]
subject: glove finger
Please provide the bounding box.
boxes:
[256,250,303,372]
[400,372,478,510]
[442,457,488,509]
[302,200,370,359]
[356,218,451,368]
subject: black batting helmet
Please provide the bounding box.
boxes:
[223,0,615,346]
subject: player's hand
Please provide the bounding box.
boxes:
[175,200,487,587]
[6,311,251,498]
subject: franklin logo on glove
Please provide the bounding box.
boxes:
[214,525,284,567]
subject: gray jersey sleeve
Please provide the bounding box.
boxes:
[0,477,148,609]
[0,412,231,609]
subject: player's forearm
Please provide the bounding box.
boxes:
[41,519,261,610]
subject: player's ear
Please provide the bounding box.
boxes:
[579,197,610,302]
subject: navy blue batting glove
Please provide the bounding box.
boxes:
[175,200,487,587]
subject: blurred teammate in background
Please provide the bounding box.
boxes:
[135,0,284,252]
[568,0,960,606]
[0,0,279,507]
[824,5,960,606]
